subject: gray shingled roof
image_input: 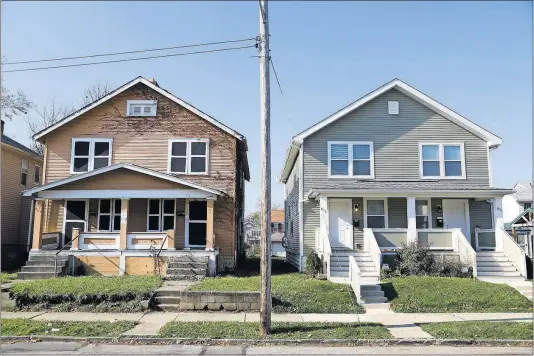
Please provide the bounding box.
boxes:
[308,181,512,191]
[512,182,532,202]
[2,135,41,157]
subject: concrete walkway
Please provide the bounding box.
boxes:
[3,311,531,338]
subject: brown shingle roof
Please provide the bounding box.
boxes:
[271,209,284,223]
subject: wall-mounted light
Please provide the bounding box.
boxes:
[354,203,359,212]
[436,204,442,213]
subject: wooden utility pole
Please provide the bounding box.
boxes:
[258,0,272,336]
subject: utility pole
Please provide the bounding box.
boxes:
[258,0,272,337]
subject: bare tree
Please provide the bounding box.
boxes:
[26,82,111,154]
[1,59,32,120]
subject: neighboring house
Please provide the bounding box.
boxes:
[1,120,43,269]
[244,209,286,257]
[21,76,249,278]
[503,182,532,223]
[279,79,526,302]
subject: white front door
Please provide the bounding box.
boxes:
[328,199,353,249]
[442,199,469,237]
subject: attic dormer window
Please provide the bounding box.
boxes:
[126,100,157,117]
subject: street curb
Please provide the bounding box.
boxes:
[1,335,532,347]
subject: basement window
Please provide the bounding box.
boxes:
[126,100,157,117]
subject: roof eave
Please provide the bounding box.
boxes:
[278,140,301,183]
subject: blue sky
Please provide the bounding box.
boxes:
[1,1,532,213]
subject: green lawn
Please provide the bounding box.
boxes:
[381,276,533,313]
[11,275,162,296]
[193,258,362,313]
[1,318,136,337]
[1,272,18,284]
[419,322,533,340]
[159,322,391,339]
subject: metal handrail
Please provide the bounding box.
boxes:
[155,234,169,276]
[54,234,81,277]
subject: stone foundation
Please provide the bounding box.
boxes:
[177,291,260,311]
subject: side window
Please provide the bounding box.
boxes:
[20,160,28,185]
[34,165,41,184]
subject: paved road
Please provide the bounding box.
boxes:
[1,342,531,355]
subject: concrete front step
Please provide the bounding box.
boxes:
[361,290,384,298]
[166,268,207,276]
[24,260,67,267]
[28,255,69,262]
[478,276,526,283]
[361,296,388,304]
[477,271,522,277]
[361,302,391,310]
[155,296,181,305]
[167,262,207,269]
[477,266,519,272]
[169,256,208,263]
[476,261,514,267]
[157,304,181,312]
[476,256,509,262]
[18,271,62,280]
[21,266,64,273]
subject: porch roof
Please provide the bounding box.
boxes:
[23,163,223,199]
[307,181,513,199]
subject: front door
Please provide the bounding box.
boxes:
[63,200,88,247]
[328,199,353,249]
[186,200,207,247]
[442,199,468,237]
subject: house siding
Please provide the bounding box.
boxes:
[284,153,300,268]
[469,200,493,247]
[1,144,42,269]
[302,89,490,193]
[352,197,364,249]
[39,83,243,269]
[388,197,408,228]
[302,200,319,257]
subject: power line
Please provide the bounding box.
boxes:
[3,37,256,65]
[2,45,255,73]
[270,57,283,96]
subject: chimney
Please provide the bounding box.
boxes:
[148,78,159,87]
[1,120,4,134]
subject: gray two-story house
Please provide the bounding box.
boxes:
[280,79,528,304]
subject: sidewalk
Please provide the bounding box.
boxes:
[3,311,531,339]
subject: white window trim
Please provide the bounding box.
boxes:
[418,142,466,179]
[415,198,432,230]
[167,139,209,175]
[97,199,121,232]
[146,199,176,232]
[363,198,388,229]
[126,100,157,117]
[185,199,208,248]
[70,138,113,174]
[20,159,28,186]
[34,164,41,185]
[327,141,375,179]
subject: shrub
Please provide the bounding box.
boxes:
[305,251,322,276]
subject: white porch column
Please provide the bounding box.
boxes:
[407,197,417,244]
[493,197,504,251]
[319,195,329,249]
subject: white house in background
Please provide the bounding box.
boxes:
[503,182,533,222]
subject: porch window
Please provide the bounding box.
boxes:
[420,143,465,179]
[20,159,28,185]
[71,138,113,173]
[97,199,121,231]
[366,199,386,228]
[168,139,209,174]
[415,199,429,229]
[147,199,175,232]
[328,141,374,178]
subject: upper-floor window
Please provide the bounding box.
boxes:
[20,159,28,186]
[524,202,532,210]
[328,141,374,178]
[126,100,157,117]
[419,143,465,179]
[168,139,209,174]
[34,165,41,184]
[71,138,113,174]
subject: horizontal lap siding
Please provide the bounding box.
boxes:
[303,89,490,193]
[303,200,319,257]
[388,197,408,228]
[469,200,493,247]
[283,154,300,268]
[41,84,240,267]
[352,197,364,249]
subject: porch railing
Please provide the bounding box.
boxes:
[127,232,168,250]
[363,228,382,273]
[452,228,477,277]
[42,232,61,250]
[475,228,496,251]
[501,227,527,277]
[372,229,408,252]
[417,229,455,250]
[348,255,362,302]
[79,232,120,250]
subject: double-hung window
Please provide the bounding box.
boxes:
[147,199,176,232]
[168,139,209,174]
[366,199,387,228]
[34,165,41,184]
[20,160,28,185]
[415,199,430,229]
[328,141,374,178]
[420,143,465,179]
[71,138,112,173]
[98,199,121,231]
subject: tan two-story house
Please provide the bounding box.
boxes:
[1,120,43,269]
[21,76,249,278]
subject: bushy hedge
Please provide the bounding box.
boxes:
[305,251,323,277]
[380,242,472,279]
[10,276,162,310]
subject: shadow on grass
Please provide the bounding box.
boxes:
[380,282,397,302]
[236,257,297,277]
